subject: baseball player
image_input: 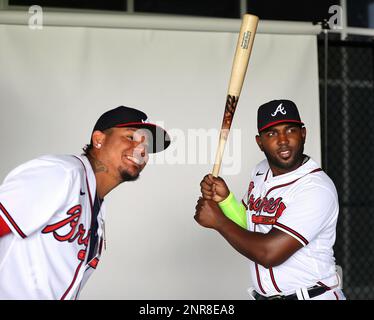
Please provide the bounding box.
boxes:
[195,99,346,300]
[0,106,170,300]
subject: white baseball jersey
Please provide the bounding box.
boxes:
[0,154,106,300]
[242,157,341,296]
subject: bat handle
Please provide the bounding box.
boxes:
[212,129,229,177]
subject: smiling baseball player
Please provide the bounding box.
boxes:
[195,99,346,300]
[0,106,170,300]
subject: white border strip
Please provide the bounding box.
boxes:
[0,10,321,35]
[329,26,374,38]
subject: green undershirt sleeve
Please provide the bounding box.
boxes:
[218,192,247,229]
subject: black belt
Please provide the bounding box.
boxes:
[252,285,329,300]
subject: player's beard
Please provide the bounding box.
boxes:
[118,167,141,182]
[121,172,140,182]
[264,144,305,174]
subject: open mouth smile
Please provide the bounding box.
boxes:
[124,155,143,166]
[278,149,292,159]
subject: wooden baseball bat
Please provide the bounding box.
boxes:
[212,14,259,177]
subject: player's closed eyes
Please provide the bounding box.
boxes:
[124,135,134,141]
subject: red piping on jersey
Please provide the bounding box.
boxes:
[60,156,96,300]
[269,268,282,293]
[255,263,267,295]
[0,202,26,238]
[274,222,309,246]
[78,159,101,264]
[264,168,322,198]
[73,156,96,259]
[253,224,267,295]
[60,261,84,300]
[241,199,248,210]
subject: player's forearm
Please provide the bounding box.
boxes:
[195,198,291,267]
[215,218,276,268]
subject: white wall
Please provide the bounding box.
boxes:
[0,23,320,299]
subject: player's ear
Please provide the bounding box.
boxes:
[255,135,264,151]
[301,126,306,143]
[92,130,106,149]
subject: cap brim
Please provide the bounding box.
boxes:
[115,122,171,153]
[258,120,304,133]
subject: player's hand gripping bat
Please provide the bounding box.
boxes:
[212,14,259,177]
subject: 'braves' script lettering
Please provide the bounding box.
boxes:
[248,194,286,225]
[42,205,90,246]
[249,194,285,214]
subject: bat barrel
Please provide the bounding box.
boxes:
[211,13,259,177]
[228,14,259,97]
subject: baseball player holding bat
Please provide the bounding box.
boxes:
[0,106,170,299]
[195,100,346,300]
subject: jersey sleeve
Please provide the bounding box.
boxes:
[0,158,73,238]
[273,184,338,246]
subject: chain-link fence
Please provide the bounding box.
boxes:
[318,35,374,300]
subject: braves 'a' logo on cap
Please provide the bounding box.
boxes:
[271,103,287,117]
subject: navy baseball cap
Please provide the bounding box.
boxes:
[93,106,171,153]
[257,99,304,133]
